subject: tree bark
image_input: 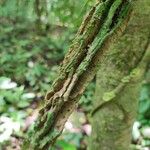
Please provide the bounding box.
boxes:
[34,0,42,32]
[34,0,49,33]
[89,0,150,149]
[22,0,132,149]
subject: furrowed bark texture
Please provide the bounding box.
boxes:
[22,0,132,149]
[89,0,150,149]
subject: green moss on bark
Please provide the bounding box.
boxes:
[22,0,133,149]
[89,0,150,149]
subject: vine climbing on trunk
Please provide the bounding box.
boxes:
[22,0,132,149]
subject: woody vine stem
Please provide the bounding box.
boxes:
[22,0,132,149]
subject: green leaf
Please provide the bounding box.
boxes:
[56,140,76,150]
[18,100,30,108]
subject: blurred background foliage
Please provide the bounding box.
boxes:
[0,0,95,149]
[0,0,149,149]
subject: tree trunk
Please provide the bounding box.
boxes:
[34,0,44,34]
[34,0,50,34]
[22,0,132,149]
[89,0,150,149]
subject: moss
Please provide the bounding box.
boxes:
[38,129,60,150]
[89,0,150,149]
[76,0,131,76]
[22,0,133,149]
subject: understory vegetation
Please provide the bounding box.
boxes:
[0,0,149,150]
